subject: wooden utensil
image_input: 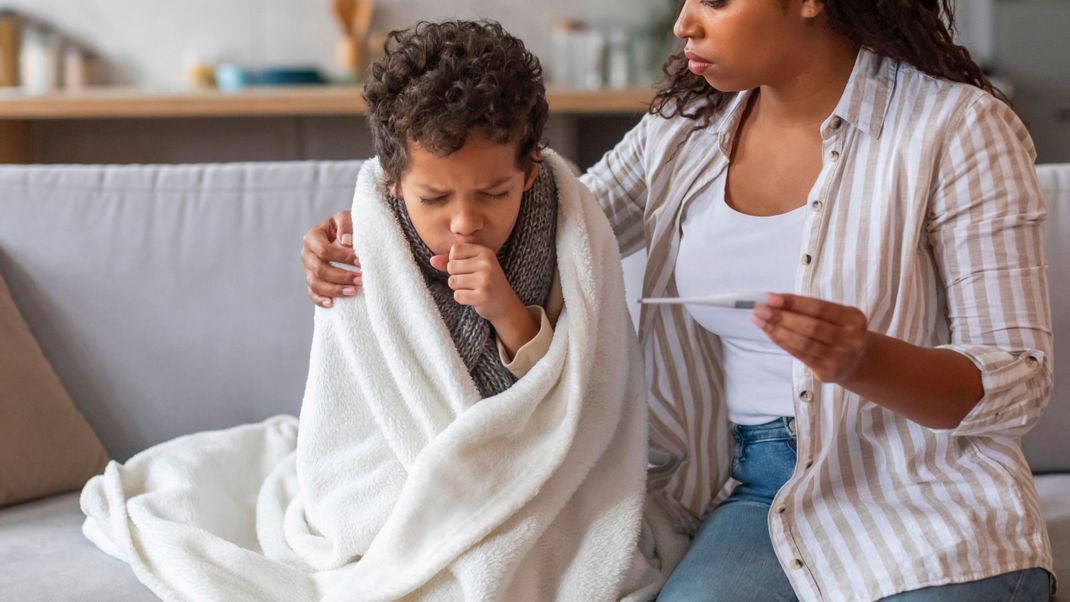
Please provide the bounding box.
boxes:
[332,0,356,36]
[352,0,374,42]
[337,36,361,80]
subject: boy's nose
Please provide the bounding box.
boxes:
[450,209,483,237]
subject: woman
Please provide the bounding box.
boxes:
[300,1,1055,600]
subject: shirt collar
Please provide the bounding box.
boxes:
[716,47,899,154]
[829,47,898,140]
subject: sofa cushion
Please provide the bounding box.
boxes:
[1036,473,1070,598]
[0,492,155,601]
[0,270,108,507]
[1,477,1065,601]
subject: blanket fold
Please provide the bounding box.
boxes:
[80,150,687,601]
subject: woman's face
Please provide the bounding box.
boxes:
[674,0,824,91]
[396,134,539,258]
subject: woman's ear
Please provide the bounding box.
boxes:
[800,0,826,19]
[523,150,541,191]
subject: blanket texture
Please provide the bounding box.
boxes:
[80,150,688,601]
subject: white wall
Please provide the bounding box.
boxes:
[953,0,995,64]
[7,0,1001,89]
[6,0,657,88]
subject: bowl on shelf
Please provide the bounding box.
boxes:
[258,67,327,86]
[213,64,258,92]
[213,65,327,92]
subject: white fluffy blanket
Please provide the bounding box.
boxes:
[80,150,687,601]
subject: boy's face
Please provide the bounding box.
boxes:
[396,133,539,258]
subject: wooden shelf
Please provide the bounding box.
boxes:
[0,85,656,119]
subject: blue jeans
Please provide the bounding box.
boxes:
[657,417,1054,601]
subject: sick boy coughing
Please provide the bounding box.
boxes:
[363,20,563,397]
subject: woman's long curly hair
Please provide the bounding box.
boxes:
[651,0,1007,126]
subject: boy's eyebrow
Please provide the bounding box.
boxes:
[412,181,448,195]
[482,176,513,189]
[413,176,514,194]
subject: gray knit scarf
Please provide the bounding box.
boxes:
[386,165,558,398]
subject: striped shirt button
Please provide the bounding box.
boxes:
[776,504,787,514]
[811,200,823,211]
[801,254,812,266]
[799,390,814,403]
[804,458,813,469]
[831,117,843,129]
[829,150,841,162]
[1025,355,1039,369]
[789,559,805,570]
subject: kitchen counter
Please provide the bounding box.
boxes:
[8,81,1056,165]
[0,85,656,120]
[0,86,655,164]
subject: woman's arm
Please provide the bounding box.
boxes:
[753,94,1053,434]
[923,93,1053,437]
[752,295,984,429]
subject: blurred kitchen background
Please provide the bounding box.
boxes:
[0,0,1067,167]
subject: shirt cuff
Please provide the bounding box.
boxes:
[938,343,1051,438]
[497,305,553,379]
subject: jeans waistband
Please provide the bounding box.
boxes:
[729,416,796,444]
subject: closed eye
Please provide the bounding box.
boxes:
[484,191,510,199]
[419,195,448,205]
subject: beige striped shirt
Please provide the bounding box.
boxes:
[580,48,1054,601]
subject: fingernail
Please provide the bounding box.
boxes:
[340,233,353,247]
[342,287,356,296]
[766,294,784,307]
[755,306,772,320]
[323,298,333,307]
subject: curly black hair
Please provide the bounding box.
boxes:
[363,20,549,187]
[652,0,1009,127]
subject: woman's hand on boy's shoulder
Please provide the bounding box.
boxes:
[302,210,360,308]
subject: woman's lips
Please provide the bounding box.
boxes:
[685,51,713,75]
[688,59,712,75]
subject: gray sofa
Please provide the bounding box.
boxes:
[0,160,1066,601]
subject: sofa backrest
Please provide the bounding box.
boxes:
[0,161,362,461]
[1027,164,1070,473]
[0,160,1066,471]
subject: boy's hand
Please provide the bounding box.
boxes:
[432,243,539,359]
[435,243,521,322]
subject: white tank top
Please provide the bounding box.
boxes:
[675,176,808,425]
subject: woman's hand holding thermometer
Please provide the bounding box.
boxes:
[641,291,873,386]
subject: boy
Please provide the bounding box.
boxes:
[81,21,685,600]
[362,19,562,396]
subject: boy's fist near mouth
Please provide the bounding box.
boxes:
[430,243,539,360]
